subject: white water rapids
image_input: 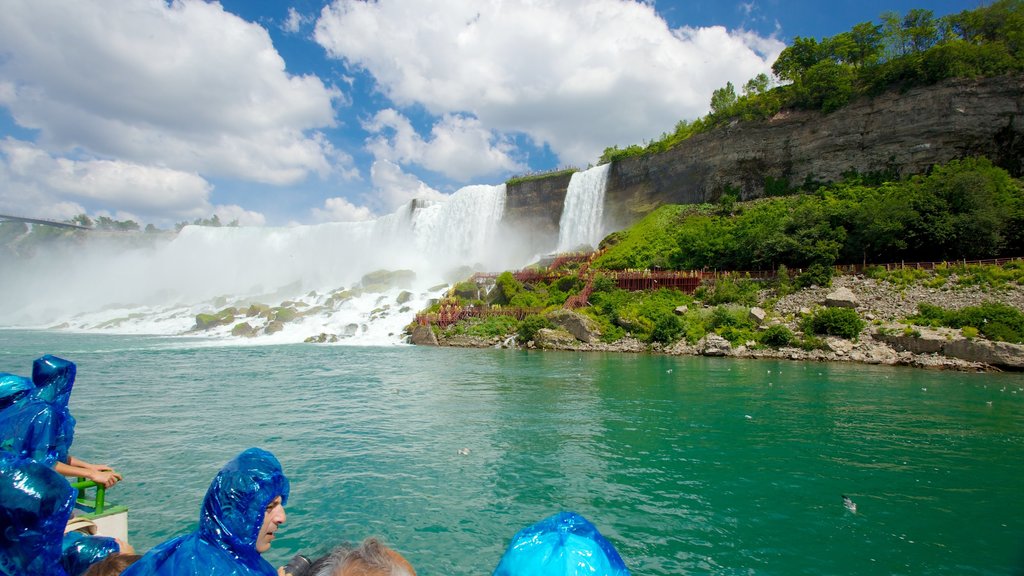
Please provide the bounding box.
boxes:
[0,167,611,344]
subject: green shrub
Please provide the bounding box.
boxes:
[961,326,979,339]
[705,277,759,305]
[517,314,553,343]
[492,272,521,305]
[759,324,794,347]
[909,301,1024,343]
[451,315,520,338]
[802,307,865,339]
[650,311,684,344]
[795,263,833,288]
[798,335,827,350]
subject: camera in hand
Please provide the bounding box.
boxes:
[283,553,312,576]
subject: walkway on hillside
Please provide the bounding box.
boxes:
[415,254,1023,327]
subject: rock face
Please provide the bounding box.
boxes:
[409,325,438,346]
[506,75,1024,234]
[875,328,1024,370]
[503,172,573,256]
[533,328,579,349]
[547,309,602,343]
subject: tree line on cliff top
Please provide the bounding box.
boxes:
[600,1,1024,164]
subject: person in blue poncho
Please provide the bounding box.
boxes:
[492,511,631,576]
[0,372,34,411]
[61,532,123,576]
[0,452,76,576]
[0,355,122,487]
[122,447,290,576]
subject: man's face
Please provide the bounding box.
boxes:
[255,495,286,553]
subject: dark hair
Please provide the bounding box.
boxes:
[82,553,142,576]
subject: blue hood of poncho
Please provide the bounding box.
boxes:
[0,373,33,411]
[61,532,121,576]
[122,448,289,576]
[0,453,74,576]
[32,355,77,407]
[493,512,630,576]
[0,356,76,465]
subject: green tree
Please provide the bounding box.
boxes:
[847,21,884,67]
[742,73,771,96]
[772,36,821,81]
[710,81,737,114]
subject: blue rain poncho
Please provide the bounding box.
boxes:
[0,373,34,412]
[0,452,75,576]
[0,355,76,466]
[493,512,631,576]
[61,532,121,576]
[122,448,290,576]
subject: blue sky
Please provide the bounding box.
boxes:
[0,0,978,227]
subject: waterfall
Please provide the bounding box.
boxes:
[556,163,610,253]
[0,183,523,344]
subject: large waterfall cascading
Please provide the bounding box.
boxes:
[0,171,609,344]
[0,183,516,343]
[556,163,611,253]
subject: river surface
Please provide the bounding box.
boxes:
[1,329,1022,575]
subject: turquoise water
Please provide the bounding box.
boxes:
[2,329,1023,575]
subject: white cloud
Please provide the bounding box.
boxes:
[283,7,312,34]
[0,138,263,227]
[312,197,375,222]
[370,160,448,213]
[315,0,784,167]
[0,0,342,185]
[364,109,524,181]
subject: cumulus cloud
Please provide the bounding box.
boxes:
[370,160,448,213]
[0,0,342,185]
[315,0,784,166]
[364,109,524,181]
[0,138,262,226]
[312,196,375,222]
[283,7,312,34]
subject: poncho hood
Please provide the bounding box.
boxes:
[32,355,77,407]
[0,373,33,411]
[0,356,76,465]
[0,453,74,576]
[122,448,289,576]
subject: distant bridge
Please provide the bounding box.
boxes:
[0,213,91,230]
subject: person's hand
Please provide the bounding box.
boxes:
[277,568,287,576]
[87,463,115,472]
[88,469,123,488]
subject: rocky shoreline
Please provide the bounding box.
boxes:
[416,274,1024,372]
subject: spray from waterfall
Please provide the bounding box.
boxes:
[556,164,611,253]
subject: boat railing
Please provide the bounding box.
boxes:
[70,478,108,514]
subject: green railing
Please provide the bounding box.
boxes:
[70,478,107,514]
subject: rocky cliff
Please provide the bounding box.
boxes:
[501,171,573,255]
[504,74,1024,235]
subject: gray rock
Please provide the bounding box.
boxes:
[825,287,858,308]
[396,290,414,305]
[533,328,579,349]
[749,306,767,325]
[674,305,689,316]
[547,309,602,343]
[698,334,732,356]
[409,325,438,346]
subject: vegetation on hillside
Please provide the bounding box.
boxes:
[426,156,1024,351]
[594,157,1024,272]
[600,1,1024,164]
